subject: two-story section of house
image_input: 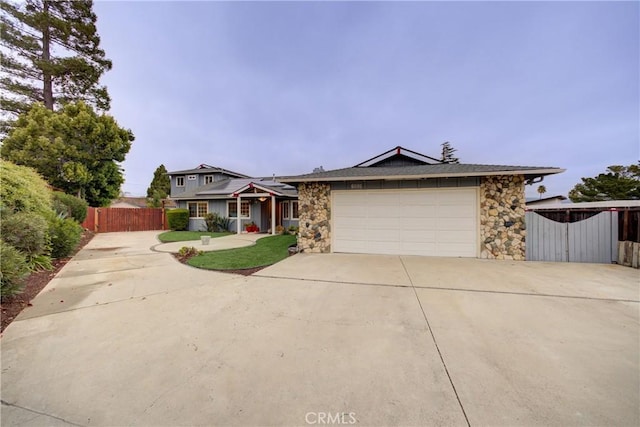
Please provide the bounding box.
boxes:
[167,164,299,233]
[169,164,250,197]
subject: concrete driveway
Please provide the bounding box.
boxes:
[2,232,638,426]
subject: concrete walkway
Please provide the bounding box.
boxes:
[1,232,638,426]
[153,232,267,253]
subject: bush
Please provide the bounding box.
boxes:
[178,246,202,258]
[1,212,50,257]
[0,242,30,297]
[203,212,230,232]
[49,216,82,258]
[26,254,53,272]
[167,209,189,231]
[52,192,88,223]
[0,160,53,216]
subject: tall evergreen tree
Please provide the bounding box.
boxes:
[0,0,111,121]
[1,102,134,207]
[146,164,170,199]
[440,141,459,163]
[568,164,640,202]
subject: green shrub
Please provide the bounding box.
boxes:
[167,209,189,231]
[52,198,69,219]
[203,212,230,232]
[178,246,202,259]
[26,254,53,272]
[49,216,82,258]
[52,192,88,223]
[1,212,50,257]
[0,242,30,297]
[0,160,53,216]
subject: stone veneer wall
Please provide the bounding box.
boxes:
[297,183,331,253]
[480,175,526,260]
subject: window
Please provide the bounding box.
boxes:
[176,176,185,187]
[204,175,214,185]
[282,201,298,219]
[187,175,197,181]
[188,202,208,218]
[228,200,251,218]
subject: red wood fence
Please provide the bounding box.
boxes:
[81,208,167,233]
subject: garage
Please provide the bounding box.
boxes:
[332,188,478,257]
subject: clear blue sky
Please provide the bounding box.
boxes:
[94,1,639,199]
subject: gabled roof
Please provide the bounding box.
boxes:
[232,181,293,197]
[526,195,568,205]
[355,146,443,167]
[110,197,148,208]
[281,163,565,183]
[167,164,250,178]
[280,146,564,183]
[170,178,297,200]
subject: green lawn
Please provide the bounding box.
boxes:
[158,231,231,243]
[188,234,297,270]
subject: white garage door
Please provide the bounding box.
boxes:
[332,188,478,257]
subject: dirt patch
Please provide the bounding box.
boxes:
[1,230,95,333]
[171,253,267,276]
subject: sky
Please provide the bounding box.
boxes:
[93,1,639,199]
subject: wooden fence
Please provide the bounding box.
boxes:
[81,208,167,233]
[618,241,640,268]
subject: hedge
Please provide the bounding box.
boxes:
[167,209,189,231]
[0,160,52,216]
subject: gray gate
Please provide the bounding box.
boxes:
[525,211,618,263]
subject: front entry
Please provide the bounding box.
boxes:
[260,199,271,232]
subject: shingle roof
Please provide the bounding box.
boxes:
[171,178,297,200]
[280,163,564,183]
[167,165,250,178]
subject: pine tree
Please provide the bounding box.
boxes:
[0,0,112,121]
[146,165,171,199]
[1,102,133,207]
[568,164,640,202]
[440,141,459,163]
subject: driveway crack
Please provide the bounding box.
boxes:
[1,400,83,426]
[400,257,471,427]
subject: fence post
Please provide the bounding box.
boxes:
[95,208,99,233]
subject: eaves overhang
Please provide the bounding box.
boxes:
[280,168,565,184]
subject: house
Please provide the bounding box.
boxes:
[167,164,298,233]
[110,197,177,209]
[280,146,564,260]
[526,195,567,206]
[110,197,148,208]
